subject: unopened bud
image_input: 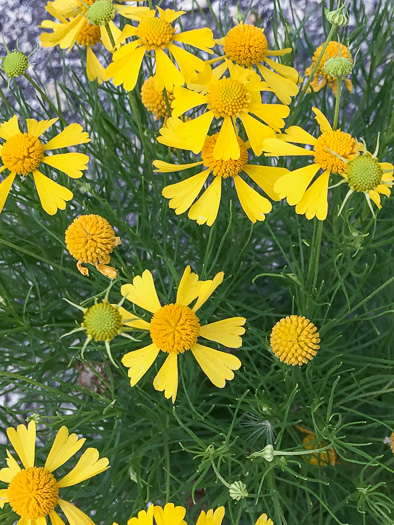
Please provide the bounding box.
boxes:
[324,56,353,77]
[86,0,116,26]
[2,50,28,78]
[229,481,248,500]
[326,5,349,27]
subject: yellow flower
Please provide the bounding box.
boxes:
[196,507,225,525]
[120,266,245,402]
[296,426,337,466]
[262,107,358,220]
[390,432,394,455]
[0,115,89,215]
[0,420,109,524]
[106,7,215,92]
[159,63,289,160]
[141,76,174,119]
[65,214,121,278]
[270,315,320,366]
[154,129,288,225]
[214,22,299,105]
[305,41,353,96]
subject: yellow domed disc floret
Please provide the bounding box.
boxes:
[201,133,248,178]
[223,24,268,67]
[313,130,358,174]
[1,133,44,175]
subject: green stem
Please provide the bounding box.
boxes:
[105,22,116,50]
[304,219,324,312]
[332,76,343,130]
[127,91,149,163]
[23,73,67,125]
[210,457,231,488]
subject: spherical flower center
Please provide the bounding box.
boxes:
[65,214,119,265]
[83,300,123,342]
[2,51,29,78]
[224,24,268,66]
[137,17,175,50]
[141,76,174,119]
[270,315,320,366]
[313,130,357,174]
[207,78,251,117]
[76,22,102,47]
[86,0,116,26]
[346,154,383,192]
[7,467,59,519]
[150,303,200,354]
[202,133,248,178]
[1,133,45,175]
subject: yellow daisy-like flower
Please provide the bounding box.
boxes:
[305,41,353,96]
[120,266,245,402]
[106,7,215,92]
[214,22,299,105]
[270,315,320,366]
[296,426,337,467]
[141,76,174,119]
[262,107,358,220]
[0,420,109,525]
[159,63,289,160]
[154,129,288,225]
[0,115,89,215]
[390,432,394,455]
[65,214,121,278]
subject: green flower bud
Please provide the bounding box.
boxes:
[229,481,248,501]
[324,56,353,77]
[86,0,116,26]
[347,154,383,192]
[2,51,28,78]
[261,444,274,462]
[83,300,123,342]
[326,5,349,27]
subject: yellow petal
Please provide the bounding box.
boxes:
[262,138,313,157]
[57,448,109,488]
[191,344,241,388]
[121,270,161,313]
[118,306,150,330]
[49,511,66,525]
[281,126,317,145]
[176,266,202,306]
[369,190,381,208]
[264,57,300,82]
[44,426,86,473]
[153,160,203,173]
[122,344,160,386]
[33,170,73,215]
[111,39,140,62]
[0,115,20,140]
[173,112,214,154]
[257,64,298,105]
[255,513,274,525]
[86,47,108,84]
[312,107,332,134]
[26,118,58,138]
[248,102,290,131]
[243,164,288,201]
[0,173,16,214]
[193,271,224,312]
[0,450,21,483]
[7,421,36,469]
[58,500,94,525]
[172,28,215,53]
[155,49,184,92]
[160,7,185,24]
[157,117,192,150]
[44,124,90,151]
[42,153,89,179]
[100,22,121,52]
[128,506,155,525]
[200,317,246,348]
[154,502,187,525]
[171,85,207,118]
[163,169,211,215]
[239,113,275,156]
[107,46,145,91]
[153,353,178,402]
[376,184,391,197]
[0,489,9,507]
[267,48,292,56]
[233,175,272,222]
[274,163,320,205]
[188,176,221,226]
[213,116,240,160]
[196,507,226,525]
[168,44,205,84]
[296,170,330,220]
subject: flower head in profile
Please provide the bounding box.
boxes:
[120,266,245,402]
[0,115,89,215]
[305,41,353,96]
[162,63,289,160]
[65,214,121,278]
[106,7,215,92]
[215,22,299,104]
[0,420,109,524]
[154,128,288,225]
[263,107,358,220]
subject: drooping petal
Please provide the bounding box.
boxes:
[188,175,221,226]
[108,46,146,91]
[168,44,206,84]
[118,306,150,330]
[239,113,275,156]
[213,116,240,160]
[266,48,292,56]
[200,317,246,348]
[312,107,332,134]
[369,190,381,208]
[257,64,298,105]
[155,49,184,92]
[193,271,224,312]
[162,169,211,215]
[296,169,330,220]
[281,126,317,145]
[7,421,36,469]
[32,170,73,215]
[274,163,321,205]
[243,164,288,201]
[0,489,9,507]
[44,124,90,151]
[42,153,89,179]
[49,511,66,525]
[0,115,20,140]
[86,47,108,84]
[100,21,121,52]
[44,426,85,473]
[233,175,272,222]
[153,353,178,403]
[157,117,192,150]
[121,270,161,313]
[264,57,300,82]
[57,448,109,488]
[248,102,290,131]
[58,500,95,525]
[0,450,21,483]
[171,86,207,117]
[122,344,161,386]
[0,173,16,214]
[26,118,58,138]
[153,160,203,173]
[191,344,241,388]
[173,28,215,53]
[176,266,202,306]
[262,138,313,157]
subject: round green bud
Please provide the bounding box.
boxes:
[83,300,123,341]
[229,481,248,501]
[324,56,353,78]
[86,0,116,26]
[2,51,28,78]
[326,6,349,27]
[347,154,383,192]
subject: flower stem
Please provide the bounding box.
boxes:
[128,91,149,163]
[105,22,116,50]
[23,73,68,125]
[210,456,231,488]
[305,218,324,311]
[332,76,343,130]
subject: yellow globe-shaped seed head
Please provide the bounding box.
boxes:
[76,23,102,47]
[324,56,353,78]
[2,51,29,78]
[1,133,45,175]
[150,303,200,354]
[83,300,123,342]
[137,16,175,50]
[346,154,383,192]
[224,24,268,67]
[86,0,116,26]
[313,129,358,175]
[206,78,251,118]
[141,76,174,119]
[201,133,248,178]
[8,467,59,519]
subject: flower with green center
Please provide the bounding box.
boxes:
[86,0,117,25]
[120,266,245,402]
[2,50,28,78]
[0,420,109,524]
